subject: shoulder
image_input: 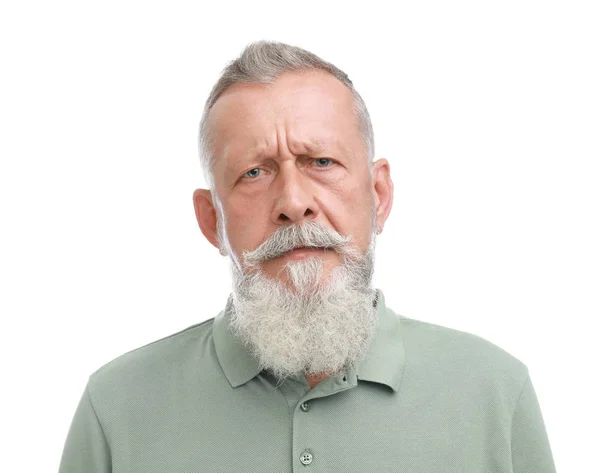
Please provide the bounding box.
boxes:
[397,314,529,395]
[86,318,217,406]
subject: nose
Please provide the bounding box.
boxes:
[271,165,320,225]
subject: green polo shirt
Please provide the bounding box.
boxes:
[58,290,556,472]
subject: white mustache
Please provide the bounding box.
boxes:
[241,220,355,267]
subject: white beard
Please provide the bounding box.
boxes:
[227,231,378,383]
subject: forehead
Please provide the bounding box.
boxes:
[207,70,362,165]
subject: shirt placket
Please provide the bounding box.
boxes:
[288,365,358,472]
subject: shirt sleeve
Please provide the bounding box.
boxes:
[511,372,556,473]
[58,382,112,473]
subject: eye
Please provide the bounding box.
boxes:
[243,168,261,178]
[314,158,333,168]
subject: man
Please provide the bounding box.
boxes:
[59,40,556,472]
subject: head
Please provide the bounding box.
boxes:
[192,41,394,381]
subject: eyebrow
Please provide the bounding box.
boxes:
[241,145,267,162]
[304,137,332,155]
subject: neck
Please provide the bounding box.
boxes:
[305,372,331,389]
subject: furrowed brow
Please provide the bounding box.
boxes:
[304,137,333,155]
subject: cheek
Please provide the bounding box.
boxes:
[335,179,372,216]
[336,182,375,248]
[222,196,269,253]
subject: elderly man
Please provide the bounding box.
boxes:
[59,41,556,472]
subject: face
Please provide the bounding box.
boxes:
[193,70,393,285]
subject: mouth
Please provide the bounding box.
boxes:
[282,246,327,260]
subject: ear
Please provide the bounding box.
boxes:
[372,159,394,233]
[193,189,221,251]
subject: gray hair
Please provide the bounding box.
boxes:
[197,40,375,189]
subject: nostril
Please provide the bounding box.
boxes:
[303,208,313,216]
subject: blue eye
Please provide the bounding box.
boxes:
[315,158,332,167]
[244,168,261,178]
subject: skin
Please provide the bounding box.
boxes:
[193,69,394,389]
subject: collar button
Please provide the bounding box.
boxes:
[300,401,310,412]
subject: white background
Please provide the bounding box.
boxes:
[1,1,598,471]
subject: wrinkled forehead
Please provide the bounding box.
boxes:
[206,71,365,175]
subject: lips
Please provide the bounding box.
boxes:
[282,246,326,260]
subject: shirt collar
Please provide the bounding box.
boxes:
[212,295,261,388]
[212,289,405,392]
[355,290,405,392]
